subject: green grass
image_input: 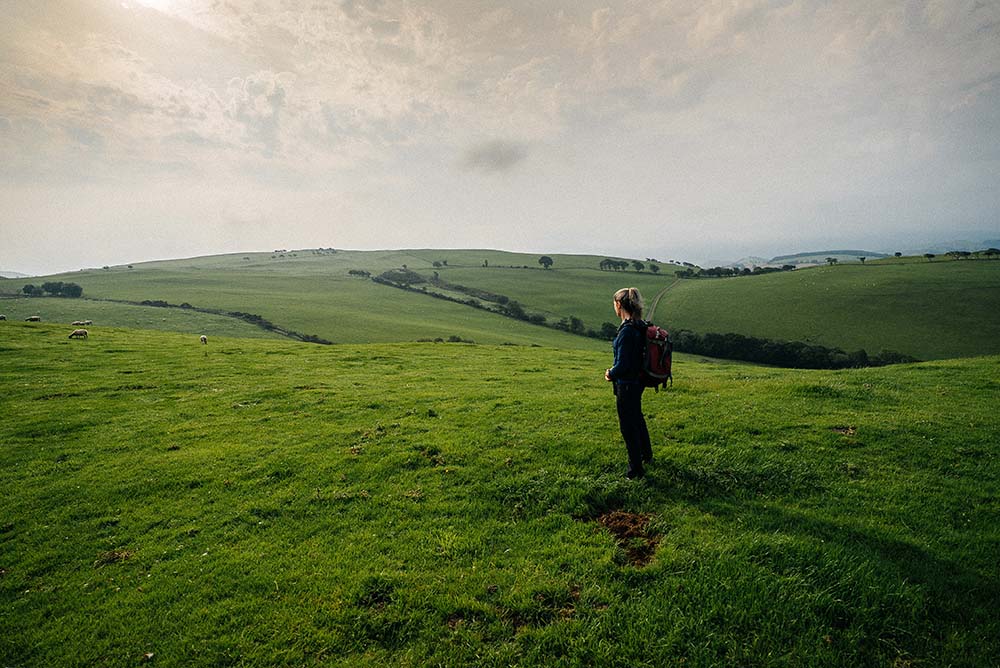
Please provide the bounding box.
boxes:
[660,260,1000,360]
[0,297,286,340]
[2,251,629,350]
[7,249,999,360]
[2,322,997,667]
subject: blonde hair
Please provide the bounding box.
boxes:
[613,287,644,319]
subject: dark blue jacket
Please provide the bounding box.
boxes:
[608,319,645,385]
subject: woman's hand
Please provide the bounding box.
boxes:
[605,369,612,381]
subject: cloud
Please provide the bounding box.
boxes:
[461,140,529,173]
[225,71,293,157]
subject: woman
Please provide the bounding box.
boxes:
[605,287,653,479]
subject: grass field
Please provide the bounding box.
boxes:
[660,260,1000,360]
[0,297,287,341]
[5,249,998,361]
[0,251,622,351]
[2,322,997,667]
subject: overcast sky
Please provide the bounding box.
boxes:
[2,0,999,275]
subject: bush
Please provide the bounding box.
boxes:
[377,269,425,285]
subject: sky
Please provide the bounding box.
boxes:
[2,0,999,275]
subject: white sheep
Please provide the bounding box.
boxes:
[68,329,88,339]
[200,335,208,344]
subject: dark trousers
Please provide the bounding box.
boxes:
[615,383,652,472]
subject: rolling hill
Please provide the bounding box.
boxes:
[659,260,1000,360]
[3,248,998,361]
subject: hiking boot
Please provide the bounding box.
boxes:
[626,467,645,480]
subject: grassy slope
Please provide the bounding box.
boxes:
[2,251,614,351]
[413,266,676,329]
[660,260,1000,360]
[1,322,997,667]
[0,297,287,340]
[6,249,1000,359]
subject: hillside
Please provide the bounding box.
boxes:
[4,248,999,361]
[0,249,677,351]
[1,322,997,666]
[660,260,1000,360]
[0,297,287,341]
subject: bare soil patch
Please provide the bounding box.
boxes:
[595,510,660,567]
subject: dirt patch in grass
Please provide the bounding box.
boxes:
[595,510,660,567]
[94,549,134,568]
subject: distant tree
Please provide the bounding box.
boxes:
[61,283,83,298]
[483,259,489,267]
[569,316,585,335]
[599,259,612,271]
[632,260,644,272]
[650,264,660,274]
[825,257,838,266]
[538,256,554,269]
[22,284,43,296]
[432,261,442,268]
[600,322,618,340]
[858,257,866,264]
[984,248,1000,260]
[924,253,935,261]
[894,252,902,258]
[41,281,64,295]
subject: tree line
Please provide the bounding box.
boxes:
[599,259,661,273]
[668,329,918,368]
[675,265,796,279]
[22,282,83,298]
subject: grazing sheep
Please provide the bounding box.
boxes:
[0,314,6,320]
[68,329,88,339]
[71,320,86,326]
[83,320,92,326]
[200,335,208,344]
[25,315,41,322]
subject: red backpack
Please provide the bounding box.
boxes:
[639,321,673,390]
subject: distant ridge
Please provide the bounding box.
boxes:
[771,250,889,263]
[0,270,31,279]
[725,256,771,268]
